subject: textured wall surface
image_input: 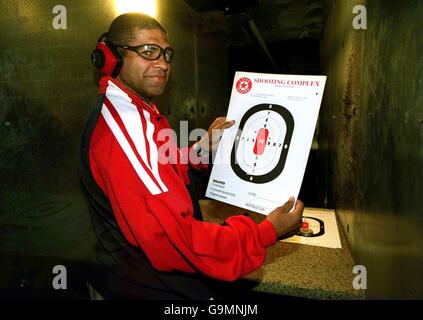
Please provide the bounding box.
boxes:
[183,0,332,44]
[320,0,423,298]
[0,0,228,296]
[0,0,109,296]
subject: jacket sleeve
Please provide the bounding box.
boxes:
[90,149,277,282]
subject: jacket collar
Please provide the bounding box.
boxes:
[98,76,162,119]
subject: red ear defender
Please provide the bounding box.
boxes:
[91,33,123,78]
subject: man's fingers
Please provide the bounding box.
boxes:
[216,120,235,129]
[279,197,295,213]
[211,117,235,129]
[293,200,304,216]
[212,117,227,126]
[210,121,236,142]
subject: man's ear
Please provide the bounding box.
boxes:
[91,35,124,78]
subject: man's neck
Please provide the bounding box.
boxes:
[116,76,153,107]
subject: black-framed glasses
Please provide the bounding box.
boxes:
[117,43,174,64]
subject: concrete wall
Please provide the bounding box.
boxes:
[320,0,423,298]
[157,2,229,141]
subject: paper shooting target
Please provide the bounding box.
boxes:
[230,103,294,184]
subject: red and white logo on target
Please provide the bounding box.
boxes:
[236,77,252,94]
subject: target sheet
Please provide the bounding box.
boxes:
[206,71,327,215]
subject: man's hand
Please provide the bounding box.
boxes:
[266,197,304,240]
[197,117,235,153]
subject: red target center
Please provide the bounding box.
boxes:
[253,128,269,155]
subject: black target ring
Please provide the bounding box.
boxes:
[231,103,294,184]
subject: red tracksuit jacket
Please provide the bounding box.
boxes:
[88,76,277,282]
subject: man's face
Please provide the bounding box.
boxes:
[117,28,171,99]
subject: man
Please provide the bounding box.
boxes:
[79,13,304,300]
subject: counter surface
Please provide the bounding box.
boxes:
[200,199,366,300]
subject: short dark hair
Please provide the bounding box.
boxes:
[107,13,167,46]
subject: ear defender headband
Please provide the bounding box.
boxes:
[91,32,123,78]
